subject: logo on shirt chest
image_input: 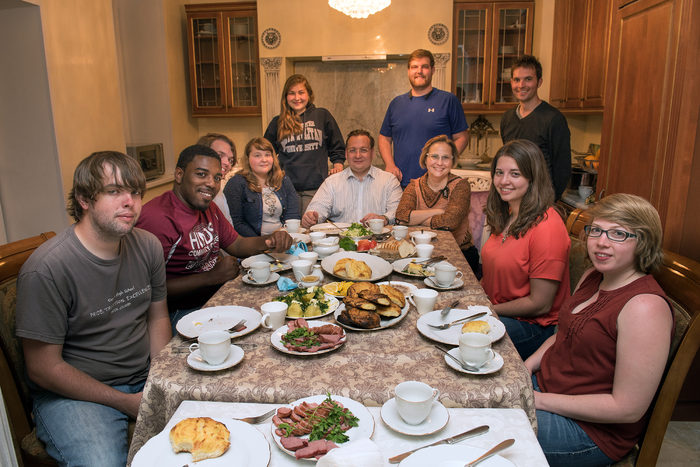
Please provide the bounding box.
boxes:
[427,108,435,113]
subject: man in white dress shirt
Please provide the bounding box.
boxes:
[302,129,403,228]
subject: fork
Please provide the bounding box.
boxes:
[233,407,277,424]
[427,311,488,330]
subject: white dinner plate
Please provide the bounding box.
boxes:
[333,298,409,332]
[241,271,280,286]
[271,320,346,355]
[241,253,295,272]
[376,280,419,297]
[310,222,351,235]
[424,277,465,290]
[176,306,262,339]
[187,344,244,371]
[132,417,270,466]
[398,443,514,467]
[444,347,504,375]
[416,308,505,345]
[392,258,436,278]
[321,251,393,282]
[271,394,374,461]
[380,398,449,436]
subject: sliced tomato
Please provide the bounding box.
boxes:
[357,239,372,251]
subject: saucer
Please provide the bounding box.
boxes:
[381,398,449,436]
[424,277,464,290]
[444,348,503,375]
[187,344,244,372]
[242,272,280,286]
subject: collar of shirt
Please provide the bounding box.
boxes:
[344,165,378,181]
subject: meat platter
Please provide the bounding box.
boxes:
[270,319,347,356]
[270,394,374,461]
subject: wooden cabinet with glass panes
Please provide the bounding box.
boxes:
[452,1,534,112]
[185,3,260,117]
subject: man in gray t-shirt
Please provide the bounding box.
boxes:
[15,151,170,467]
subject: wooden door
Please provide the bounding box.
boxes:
[549,0,570,107]
[581,0,613,107]
[562,0,588,108]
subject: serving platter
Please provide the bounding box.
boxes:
[270,320,346,356]
[321,251,393,282]
[175,306,261,339]
[271,394,374,461]
[132,417,269,466]
[333,298,409,332]
[275,289,340,320]
[416,308,504,346]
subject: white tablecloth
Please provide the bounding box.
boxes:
[134,400,547,466]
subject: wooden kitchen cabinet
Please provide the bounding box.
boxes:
[550,0,613,111]
[452,1,534,113]
[185,3,261,117]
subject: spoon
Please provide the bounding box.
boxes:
[434,345,480,372]
[440,300,460,317]
[464,438,515,466]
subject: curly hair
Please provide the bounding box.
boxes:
[277,74,314,141]
[485,139,554,238]
[586,193,664,273]
[238,137,285,192]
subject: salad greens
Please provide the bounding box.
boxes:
[342,222,372,237]
[274,286,329,317]
[278,393,360,444]
[338,237,357,251]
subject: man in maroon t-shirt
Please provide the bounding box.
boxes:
[137,145,292,323]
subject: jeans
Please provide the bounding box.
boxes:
[170,306,200,335]
[501,316,555,360]
[533,375,614,466]
[33,381,145,467]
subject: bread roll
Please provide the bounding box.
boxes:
[169,417,230,462]
[461,320,491,334]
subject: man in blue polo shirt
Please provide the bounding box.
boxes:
[379,49,468,188]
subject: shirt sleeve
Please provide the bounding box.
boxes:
[263,117,282,156]
[280,176,301,222]
[211,202,239,249]
[395,181,418,224]
[305,178,334,223]
[447,93,469,134]
[383,174,404,224]
[15,270,68,344]
[324,111,346,164]
[224,176,259,237]
[548,112,572,199]
[379,99,395,137]
[430,178,470,230]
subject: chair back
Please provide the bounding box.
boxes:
[565,208,593,290]
[0,232,56,461]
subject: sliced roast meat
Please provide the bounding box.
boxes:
[280,436,308,451]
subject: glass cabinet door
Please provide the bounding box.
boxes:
[492,5,532,106]
[453,6,490,107]
[190,15,225,110]
[226,13,259,109]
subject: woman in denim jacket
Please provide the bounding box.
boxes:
[224,137,300,236]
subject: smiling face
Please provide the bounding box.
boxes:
[81,164,142,238]
[173,155,222,211]
[286,82,310,115]
[587,218,638,276]
[408,57,434,92]
[210,139,234,175]
[510,65,542,104]
[425,142,454,181]
[248,147,274,179]
[493,155,530,210]
[346,135,374,176]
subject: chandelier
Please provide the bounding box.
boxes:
[328,0,391,19]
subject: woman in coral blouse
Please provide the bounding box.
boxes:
[526,194,672,466]
[395,135,480,277]
[481,139,570,359]
[223,137,300,236]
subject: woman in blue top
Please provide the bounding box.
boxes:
[224,137,300,236]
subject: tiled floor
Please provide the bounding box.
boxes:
[657,421,700,466]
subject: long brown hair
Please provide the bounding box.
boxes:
[277,74,314,141]
[239,137,285,192]
[485,139,554,238]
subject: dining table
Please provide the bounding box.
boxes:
[127,229,536,463]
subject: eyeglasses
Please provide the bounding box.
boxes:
[347,147,370,155]
[584,225,638,242]
[427,154,453,163]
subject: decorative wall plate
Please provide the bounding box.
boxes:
[428,23,449,45]
[261,27,281,49]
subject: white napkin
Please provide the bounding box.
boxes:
[316,438,383,467]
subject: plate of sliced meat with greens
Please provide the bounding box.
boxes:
[270,318,346,356]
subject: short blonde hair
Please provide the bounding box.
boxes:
[419,135,458,169]
[586,193,664,273]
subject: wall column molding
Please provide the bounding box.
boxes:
[433,53,450,91]
[261,57,282,126]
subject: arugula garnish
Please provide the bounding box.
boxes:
[278,394,360,444]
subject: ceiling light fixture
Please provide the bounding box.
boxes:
[328,0,391,19]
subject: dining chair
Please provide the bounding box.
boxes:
[0,232,57,466]
[465,175,491,252]
[564,209,700,466]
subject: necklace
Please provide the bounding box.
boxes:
[502,231,509,244]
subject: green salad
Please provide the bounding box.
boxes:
[341,222,372,238]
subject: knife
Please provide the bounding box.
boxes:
[387,425,489,463]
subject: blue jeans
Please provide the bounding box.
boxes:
[533,375,614,466]
[501,316,555,360]
[33,381,145,467]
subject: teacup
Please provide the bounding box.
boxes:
[459,332,495,368]
[309,231,326,243]
[315,236,339,246]
[298,251,319,263]
[261,301,288,330]
[392,225,408,240]
[284,219,301,233]
[314,243,339,257]
[433,262,463,287]
[408,288,438,314]
[367,218,384,234]
[189,330,230,365]
[394,381,440,425]
[291,259,313,281]
[247,260,271,283]
[578,186,594,199]
[416,244,434,259]
[411,232,432,245]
